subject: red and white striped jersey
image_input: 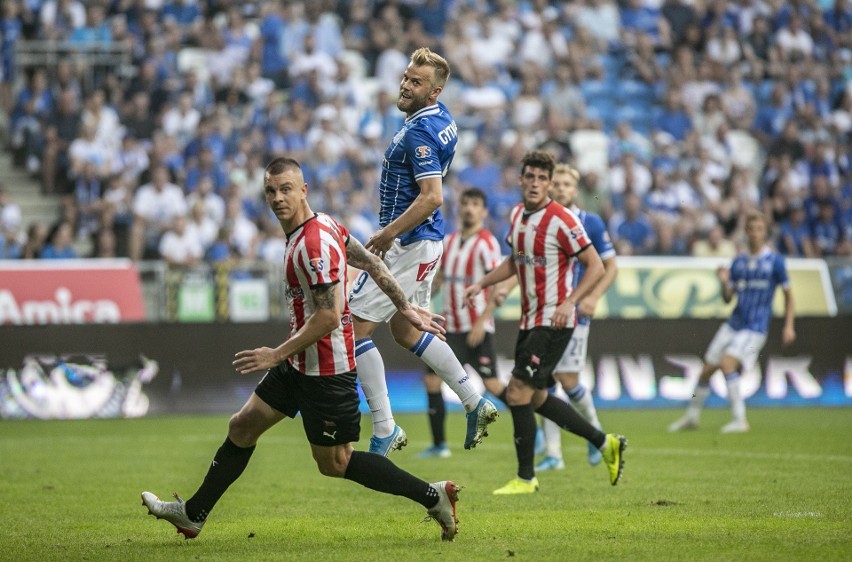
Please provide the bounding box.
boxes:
[441,228,503,333]
[507,201,592,330]
[283,213,356,376]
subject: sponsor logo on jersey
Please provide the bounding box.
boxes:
[415,145,431,158]
[309,257,324,272]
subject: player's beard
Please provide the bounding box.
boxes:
[397,91,429,115]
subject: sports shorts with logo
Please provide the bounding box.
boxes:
[512,327,574,389]
[254,361,361,446]
[704,322,767,372]
[554,323,590,373]
[348,239,441,323]
[434,332,499,380]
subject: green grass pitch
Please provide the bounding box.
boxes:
[1,408,850,561]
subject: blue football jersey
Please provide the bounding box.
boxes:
[380,101,457,245]
[726,247,790,334]
[572,208,616,326]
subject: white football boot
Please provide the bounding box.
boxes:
[425,481,460,541]
[141,491,204,539]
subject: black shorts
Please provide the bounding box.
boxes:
[254,362,361,447]
[511,327,574,390]
[428,332,499,380]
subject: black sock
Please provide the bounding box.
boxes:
[427,391,446,446]
[345,451,439,509]
[185,437,255,522]
[536,394,606,448]
[496,388,509,406]
[509,404,536,480]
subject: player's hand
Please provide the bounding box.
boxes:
[576,295,598,317]
[782,325,796,347]
[466,321,486,347]
[401,305,447,340]
[493,286,509,307]
[716,265,730,284]
[233,347,279,374]
[365,228,394,259]
[463,283,483,308]
[551,300,574,329]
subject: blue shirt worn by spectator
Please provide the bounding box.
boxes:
[725,247,789,334]
[778,218,812,256]
[1,16,22,83]
[379,101,457,246]
[654,109,693,141]
[457,161,501,192]
[610,212,656,254]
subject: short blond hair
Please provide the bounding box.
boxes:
[553,164,580,182]
[410,47,451,87]
[745,210,770,228]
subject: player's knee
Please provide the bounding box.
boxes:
[315,459,346,478]
[227,412,258,447]
[313,452,348,478]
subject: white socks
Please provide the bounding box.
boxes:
[686,385,711,421]
[411,333,481,412]
[542,417,562,458]
[355,338,395,438]
[568,384,602,430]
[726,372,746,422]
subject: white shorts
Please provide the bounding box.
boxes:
[554,323,590,373]
[703,323,767,371]
[348,239,442,323]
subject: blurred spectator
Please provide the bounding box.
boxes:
[457,144,501,192]
[158,214,203,266]
[20,222,47,259]
[655,89,693,143]
[40,220,78,259]
[91,227,118,259]
[0,184,22,234]
[778,200,816,257]
[692,224,737,258]
[575,0,621,47]
[609,192,657,255]
[810,201,846,256]
[129,166,188,261]
[39,0,86,40]
[609,152,653,210]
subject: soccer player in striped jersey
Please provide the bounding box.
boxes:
[669,211,796,433]
[348,47,498,457]
[536,165,619,471]
[464,151,628,494]
[418,188,509,458]
[142,158,462,542]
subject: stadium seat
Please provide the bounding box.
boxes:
[617,79,656,105]
[615,104,653,135]
[580,79,614,104]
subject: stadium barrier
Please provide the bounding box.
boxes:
[0,257,845,325]
[1,318,848,419]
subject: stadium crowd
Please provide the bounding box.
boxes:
[0,0,850,263]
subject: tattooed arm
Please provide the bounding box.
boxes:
[346,235,412,312]
[346,236,446,336]
[233,283,341,374]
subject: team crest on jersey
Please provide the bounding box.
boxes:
[415,145,431,159]
[309,257,324,272]
[392,129,406,145]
